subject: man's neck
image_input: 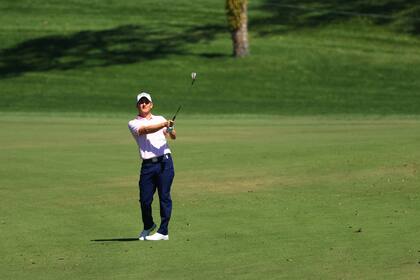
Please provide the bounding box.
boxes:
[139,112,152,119]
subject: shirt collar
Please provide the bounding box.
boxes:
[136,114,154,120]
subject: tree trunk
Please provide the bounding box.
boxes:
[226,0,249,57]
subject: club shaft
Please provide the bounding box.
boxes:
[172,105,182,121]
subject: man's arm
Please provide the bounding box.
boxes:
[138,120,174,135]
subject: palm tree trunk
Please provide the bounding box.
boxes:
[226,0,249,57]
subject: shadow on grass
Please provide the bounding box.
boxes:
[91,238,139,242]
[2,1,418,79]
[252,0,420,36]
[0,23,227,79]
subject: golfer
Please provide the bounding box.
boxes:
[128,92,176,241]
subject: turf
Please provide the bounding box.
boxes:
[1,1,420,279]
[1,114,420,279]
[1,1,420,114]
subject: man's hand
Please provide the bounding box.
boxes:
[165,120,176,140]
[167,120,174,127]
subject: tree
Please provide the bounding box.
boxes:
[225,0,249,57]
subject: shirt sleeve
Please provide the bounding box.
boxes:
[128,120,141,136]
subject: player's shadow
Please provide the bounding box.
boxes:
[0,23,227,79]
[91,238,139,242]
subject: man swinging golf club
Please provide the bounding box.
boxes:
[128,92,176,241]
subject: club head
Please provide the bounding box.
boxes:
[191,72,197,85]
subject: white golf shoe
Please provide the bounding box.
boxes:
[145,232,169,241]
[138,224,156,240]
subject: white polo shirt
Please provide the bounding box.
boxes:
[128,114,171,160]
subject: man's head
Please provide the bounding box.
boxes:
[136,92,153,116]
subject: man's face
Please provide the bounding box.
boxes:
[137,97,153,115]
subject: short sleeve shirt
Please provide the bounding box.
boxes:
[128,115,171,160]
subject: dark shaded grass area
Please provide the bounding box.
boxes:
[1,0,419,79]
[0,24,227,79]
[253,0,420,35]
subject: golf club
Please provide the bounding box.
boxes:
[191,72,197,85]
[171,72,196,122]
[172,105,182,121]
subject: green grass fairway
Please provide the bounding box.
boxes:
[1,114,420,279]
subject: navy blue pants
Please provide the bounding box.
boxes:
[139,154,174,235]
